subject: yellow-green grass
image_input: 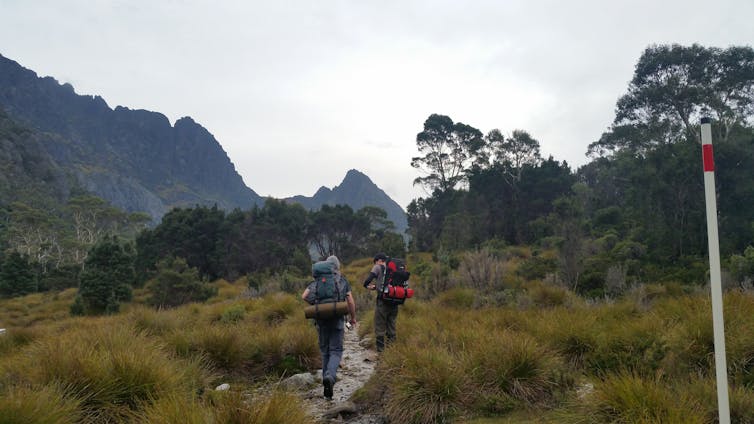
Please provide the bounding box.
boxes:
[137,389,310,424]
[9,259,754,423]
[0,288,321,422]
[0,384,82,424]
[0,288,77,328]
[0,320,209,422]
[357,288,754,423]
[561,373,707,423]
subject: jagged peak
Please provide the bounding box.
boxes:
[175,116,197,126]
[343,169,371,183]
[313,186,332,197]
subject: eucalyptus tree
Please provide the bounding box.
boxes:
[487,128,542,182]
[582,43,754,266]
[411,114,485,193]
[589,44,754,156]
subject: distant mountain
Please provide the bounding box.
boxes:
[286,169,408,234]
[0,54,262,219]
[0,55,408,231]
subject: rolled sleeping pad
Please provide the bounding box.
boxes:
[385,285,414,299]
[304,301,349,319]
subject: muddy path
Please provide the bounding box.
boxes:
[300,324,383,423]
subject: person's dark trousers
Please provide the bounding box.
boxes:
[317,319,344,385]
[374,298,399,351]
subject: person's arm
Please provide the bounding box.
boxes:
[302,287,313,304]
[363,271,378,290]
[346,292,356,325]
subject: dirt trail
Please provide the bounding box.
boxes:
[301,323,382,423]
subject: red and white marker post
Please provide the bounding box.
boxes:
[701,117,730,424]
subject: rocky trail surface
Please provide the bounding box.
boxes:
[287,323,383,423]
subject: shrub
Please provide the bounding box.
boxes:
[458,248,506,290]
[0,251,36,298]
[516,254,558,281]
[729,246,754,288]
[146,257,216,308]
[72,235,134,315]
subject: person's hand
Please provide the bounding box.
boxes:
[367,284,376,290]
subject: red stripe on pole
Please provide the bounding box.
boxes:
[703,144,715,172]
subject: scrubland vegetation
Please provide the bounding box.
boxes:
[0,279,315,423]
[2,248,754,423]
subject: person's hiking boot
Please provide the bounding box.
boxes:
[323,376,334,400]
[376,336,385,353]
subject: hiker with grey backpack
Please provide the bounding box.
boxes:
[301,255,357,400]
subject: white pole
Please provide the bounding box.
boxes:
[701,117,730,424]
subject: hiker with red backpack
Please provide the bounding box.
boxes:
[363,252,412,352]
[302,255,357,400]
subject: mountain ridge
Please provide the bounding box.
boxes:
[0,54,408,232]
[0,53,261,218]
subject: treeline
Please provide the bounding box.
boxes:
[409,44,754,296]
[0,198,405,312]
[135,199,404,283]
[0,195,150,296]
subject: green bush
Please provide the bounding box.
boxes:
[72,235,134,315]
[146,257,216,308]
[0,251,36,298]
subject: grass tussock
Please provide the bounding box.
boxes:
[466,330,567,404]
[569,373,706,424]
[210,389,310,424]
[381,344,467,424]
[136,393,210,424]
[520,281,581,309]
[0,326,44,356]
[2,321,208,422]
[0,384,81,424]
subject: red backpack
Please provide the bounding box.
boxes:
[380,257,414,304]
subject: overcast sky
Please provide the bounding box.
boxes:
[1,0,753,208]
